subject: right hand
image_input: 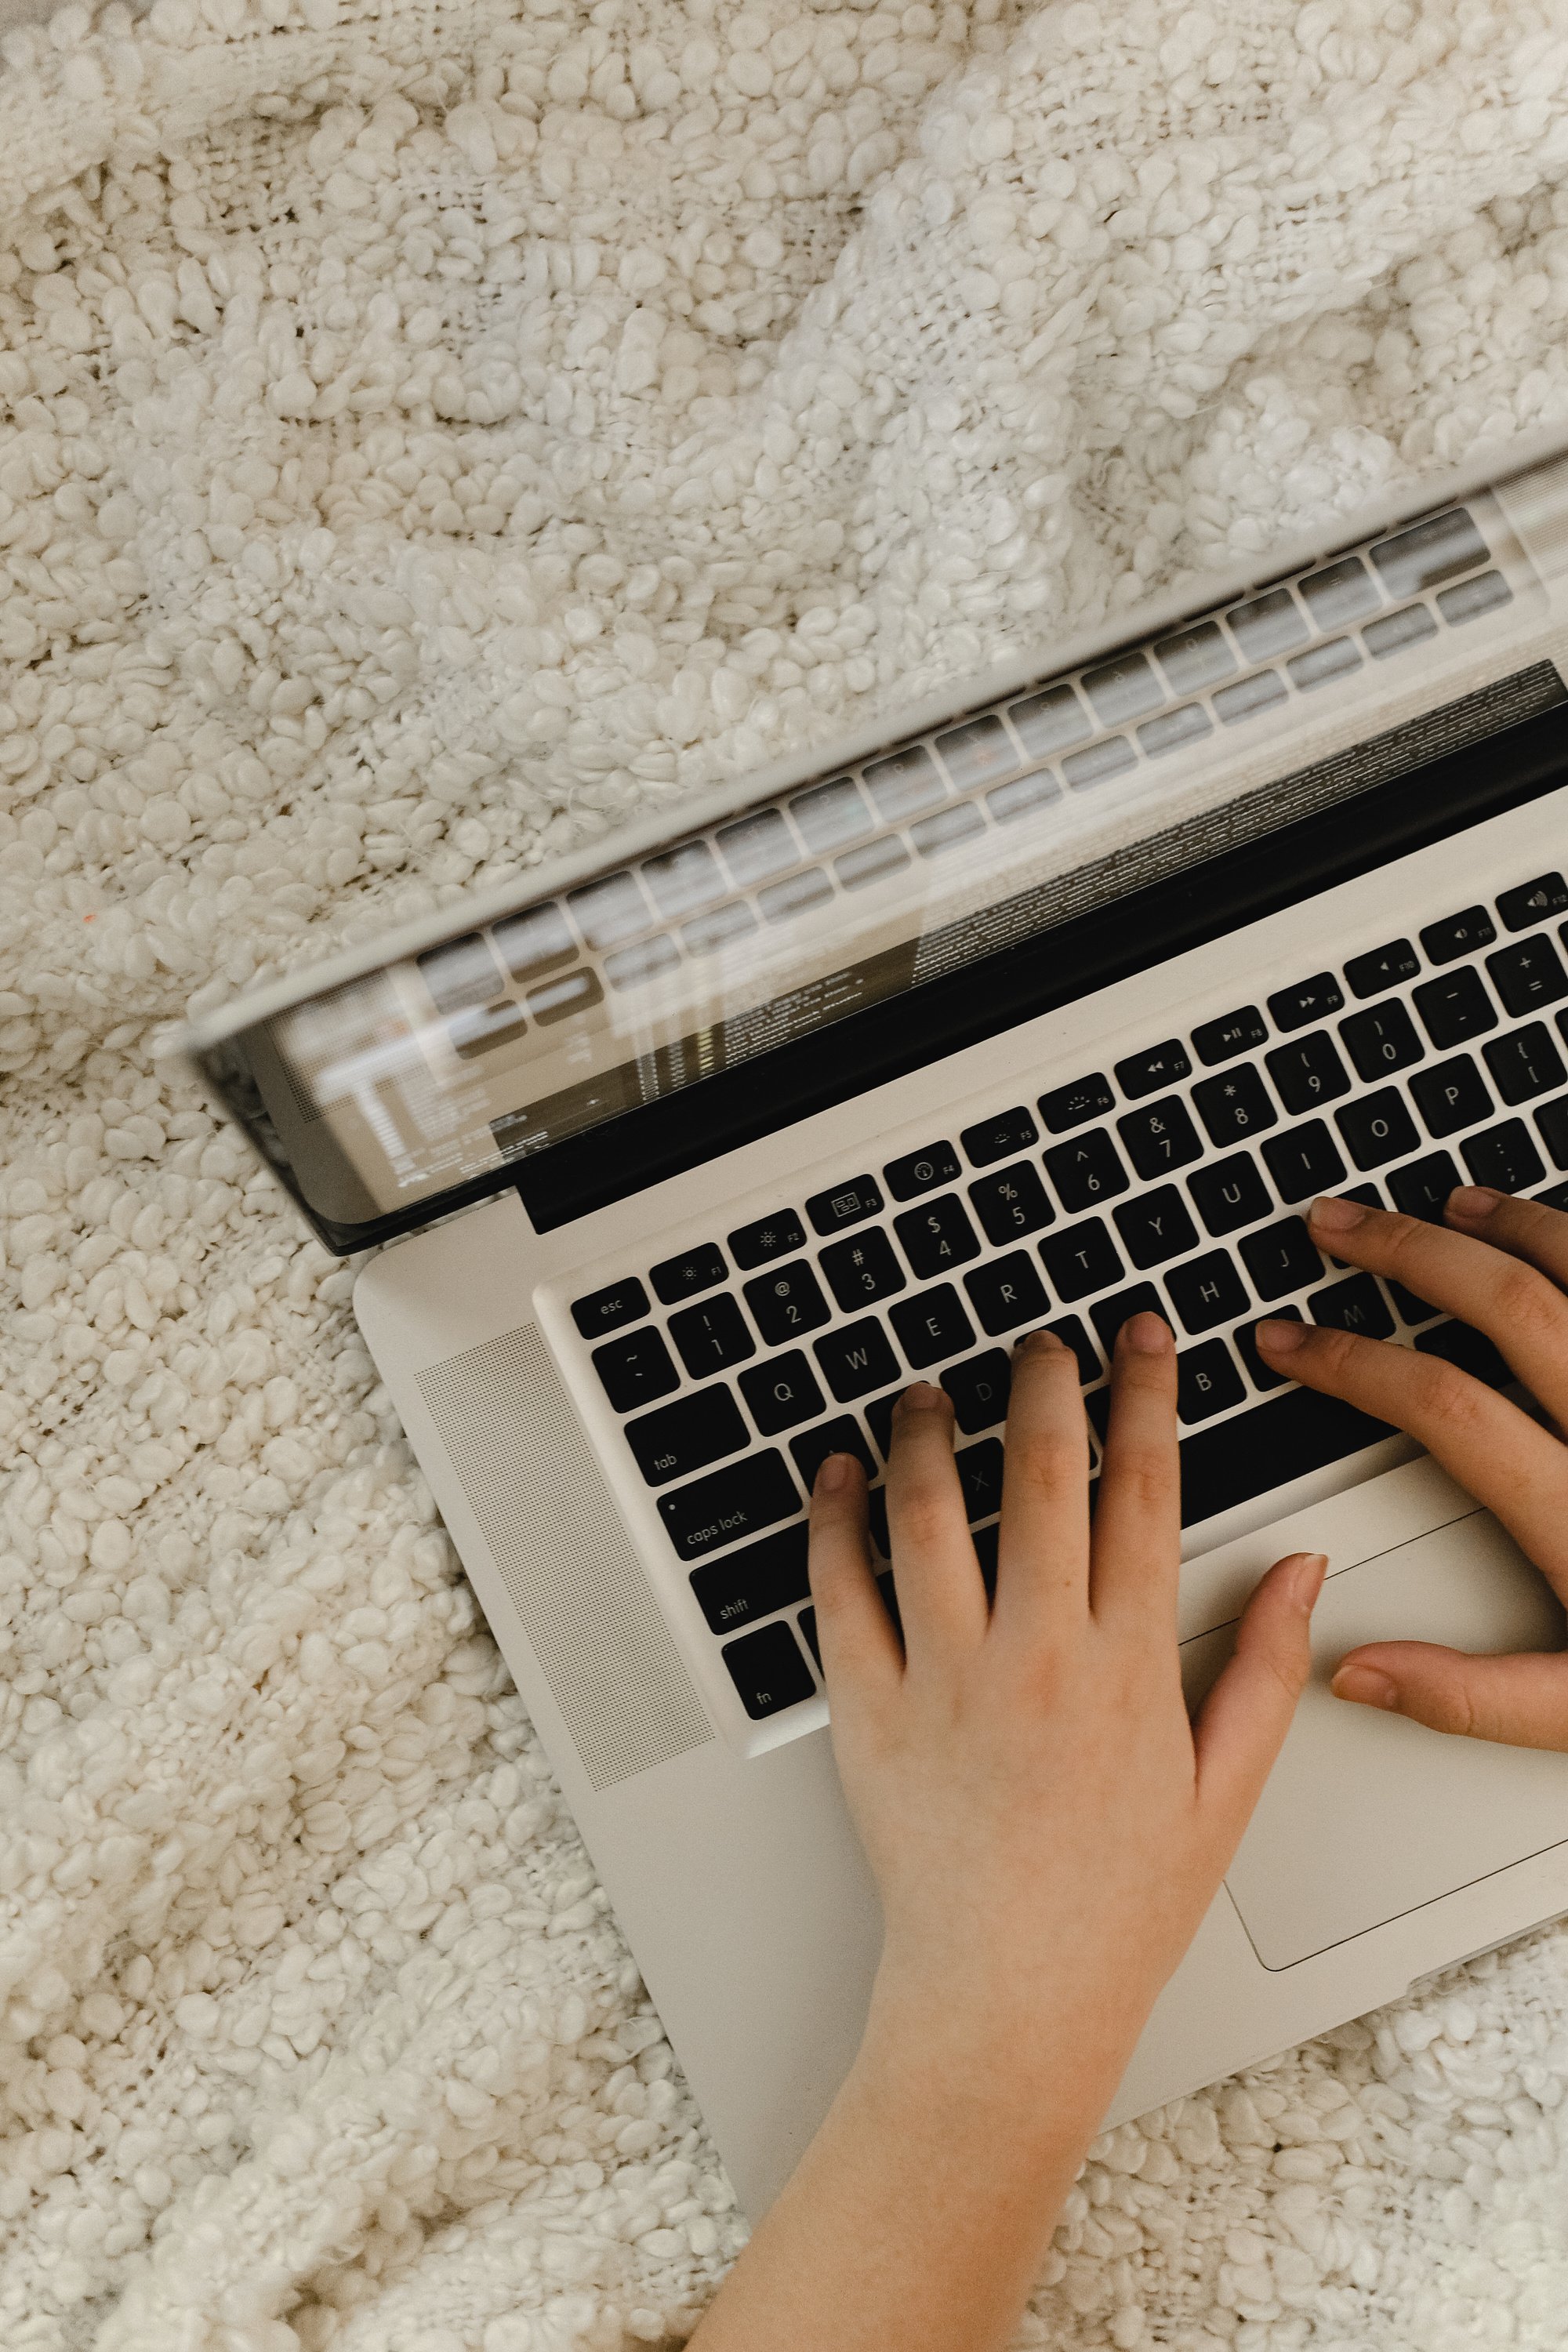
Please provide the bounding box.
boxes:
[1256,1185,1568,1749]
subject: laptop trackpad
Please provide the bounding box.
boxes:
[1180,1509,1568,1969]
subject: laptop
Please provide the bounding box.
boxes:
[180,428,1568,2218]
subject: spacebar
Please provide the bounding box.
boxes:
[1178,1388,1397,1529]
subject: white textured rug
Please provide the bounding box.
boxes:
[6,0,1568,2343]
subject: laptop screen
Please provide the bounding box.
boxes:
[185,469,1566,1252]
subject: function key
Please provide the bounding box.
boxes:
[1268,974,1344,1032]
[1497,872,1568,932]
[728,1209,808,1269]
[884,1142,962,1200]
[722,1620,815,1719]
[1192,1006,1268,1065]
[806,1175,884,1236]
[1116,1040,1191,1099]
[649,1240,727,1305]
[960,1106,1039,1166]
[572,1276,650,1338]
[1420,906,1496,965]
[1345,938,1420,999]
[1038,1073,1116,1134]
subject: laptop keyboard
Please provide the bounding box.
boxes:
[570,868,1568,1731]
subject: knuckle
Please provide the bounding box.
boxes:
[892,1488,956,1552]
[1411,1354,1492,1443]
[1492,1262,1565,1348]
[1104,1444,1177,1514]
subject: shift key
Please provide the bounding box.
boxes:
[659,1450,802,1559]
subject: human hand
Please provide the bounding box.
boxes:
[808,1313,1327,2113]
[1257,1186,1568,1751]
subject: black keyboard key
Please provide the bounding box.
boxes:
[806,1175,884,1236]
[1387,1150,1463,1222]
[668,1294,756,1379]
[1537,1096,1568,1171]
[895,1195,982,1279]
[1236,1307,1301,1392]
[1113,1185,1199,1269]
[592,1326,680,1413]
[1422,906,1496,964]
[728,1210,808,1270]
[1487,937,1568,1020]
[661,1451,801,1559]
[1261,1120,1347,1204]
[1345,938,1421,999]
[690,1524,810,1635]
[1339,1001,1423,1083]
[1309,1273,1395,1340]
[1188,1152,1272,1237]
[971,1523,1000,1599]
[1040,1218,1124,1302]
[627,1385,750,1486]
[1239,1216,1323,1301]
[744,1261,831,1346]
[1414,967,1497,1050]
[1414,1319,1511,1388]
[1177,1339,1247,1425]
[1485,1023,1566,1106]
[1192,1005,1269,1065]
[867,1489,890,1557]
[1269,974,1345,1032]
[863,1389,905,1460]
[1266,1031,1352,1115]
[1410,1054,1492,1138]
[649,1242,726,1305]
[1336,1087,1419,1171]
[1498,873,1568,931]
[1116,1040,1192,1098]
[573,1277,650,1338]
[956,1439,1005,1523]
[1192,1065,1278,1148]
[1539,1177,1568,1209]
[1047,1315,1100,1384]
[1039,1073,1116,1133]
[961,1106,1040,1166]
[942,1349,1013,1434]
[891,1286,976,1370]
[820,1229,907,1312]
[791,1416,877,1492]
[722,1621,815,1719]
[816,1317,902,1400]
[1091,1283,1168,1356]
[1044,1129,1130,1213]
[1462,1119,1546,1194]
[1165,1249,1250,1335]
[1178,1387,1395,1527]
[1117,1096,1203,1181]
[1388,1281,1438,1326]
[739,1351,826,1436]
[964,1251,1049,1336]
[968,1162,1054,1246]
[884,1142,961,1200]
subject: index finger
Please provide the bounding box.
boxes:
[1304,1192,1568,1418]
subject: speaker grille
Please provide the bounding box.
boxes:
[419,1324,713,1791]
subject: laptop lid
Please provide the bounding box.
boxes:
[178,428,1568,1255]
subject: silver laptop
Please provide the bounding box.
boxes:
[181,431,1568,2218]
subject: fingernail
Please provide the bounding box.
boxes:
[1290,1553,1328,1613]
[1123,1310,1173,1354]
[1310,1194,1367,1232]
[816,1453,853,1494]
[899,1382,946,1411]
[1255,1317,1307,1354]
[1333,1664,1399,1709]
[1447,1185,1501,1222]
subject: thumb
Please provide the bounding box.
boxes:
[1191,1552,1326,1834]
[1331,1642,1568,1752]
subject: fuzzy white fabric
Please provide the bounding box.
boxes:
[8,0,1568,2343]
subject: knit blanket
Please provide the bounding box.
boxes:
[5,0,1568,2342]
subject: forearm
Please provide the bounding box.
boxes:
[689,1984,1128,2352]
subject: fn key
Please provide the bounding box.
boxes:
[723,1621,816,1719]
